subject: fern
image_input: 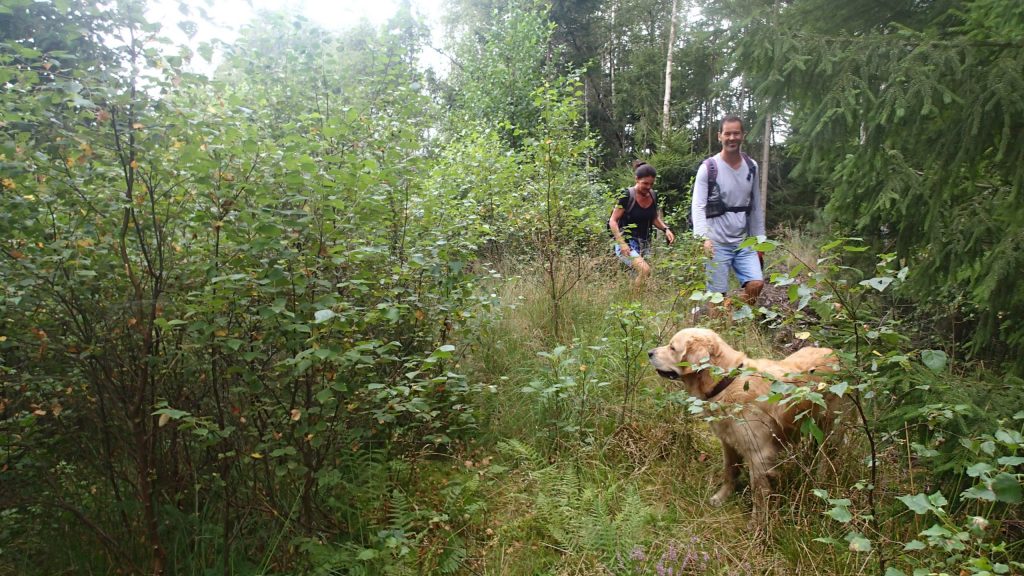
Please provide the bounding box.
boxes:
[533,464,582,548]
[527,462,655,563]
[497,438,545,469]
[435,536,466,574]
[582,488,617,560]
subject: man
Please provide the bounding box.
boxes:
[692,115,765,305]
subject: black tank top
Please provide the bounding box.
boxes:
[616,189,657,242]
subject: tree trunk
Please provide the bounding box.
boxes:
[661,0,678,143]
[609,0,617,112]
[759,113,770,234]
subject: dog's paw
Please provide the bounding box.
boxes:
[709,490,730,506]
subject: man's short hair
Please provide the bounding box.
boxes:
[719,115,744,132]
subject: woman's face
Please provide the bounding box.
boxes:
[635,176,655,195]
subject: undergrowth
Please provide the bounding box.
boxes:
[449,233,1023,576]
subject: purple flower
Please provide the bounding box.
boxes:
[666,542,678,562]
[630,545,647,561]
[680,551,693,570]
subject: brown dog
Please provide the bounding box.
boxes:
[648,327,839,510]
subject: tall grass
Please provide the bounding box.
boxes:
[457,241,883,575]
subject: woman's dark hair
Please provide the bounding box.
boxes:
[633,160,657,179]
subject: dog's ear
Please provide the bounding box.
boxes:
[680,339,712,370]
[704,333,726,365]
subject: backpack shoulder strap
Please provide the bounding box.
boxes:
[626,188,657,214]
[741,152,756,177]
[704,156,718,187]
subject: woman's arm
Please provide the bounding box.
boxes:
[609,206,631,252]
[653,214,675,245]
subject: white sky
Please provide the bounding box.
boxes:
[146,0,448,74]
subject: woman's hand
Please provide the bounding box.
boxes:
[703,239,713,256]
[665,229,675,245]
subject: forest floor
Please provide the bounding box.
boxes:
[439,248,881,576]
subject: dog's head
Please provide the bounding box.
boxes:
[648,327,729,381]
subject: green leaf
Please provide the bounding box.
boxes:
[826,506,853,523]
[991,473,1022,504]
[897,493,933,515]
[153,408,189,419]
[966,462,994,478]
[829,382,849,397]
[998,456,1024,466]
[314,309,336,323]
[995,429,1023,446]
[821,239,843,252]
[920,524,952,537]
[962,485,996,501]
[732,305,753,321]
[885,568,908,576]
[428,344,457,362]
[920,349,948,372]
[315,387,334,404]
[903,540,926,551]
[356,548,378,560]
[860,276,893,292]
[846,532,872,552]
[802,418,824,444]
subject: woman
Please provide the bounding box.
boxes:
[609,161,675,285]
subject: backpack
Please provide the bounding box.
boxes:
[608,187,657,236]
[703,153,756,218]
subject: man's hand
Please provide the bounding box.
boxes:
[702,239,713,256]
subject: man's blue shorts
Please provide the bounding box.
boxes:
[706,242,763,293]
[614,238,650,267]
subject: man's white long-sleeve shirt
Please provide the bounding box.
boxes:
[691,153,765,244]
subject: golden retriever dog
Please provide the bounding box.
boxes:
[648,327,839,511]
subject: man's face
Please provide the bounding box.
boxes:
[635,176,655,195]
[718,121,744,153]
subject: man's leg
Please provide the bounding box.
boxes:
[705,242,734,316]
[733,247,765,305]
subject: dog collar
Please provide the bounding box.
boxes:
[706,363,744,400]
[706,375,735,400]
